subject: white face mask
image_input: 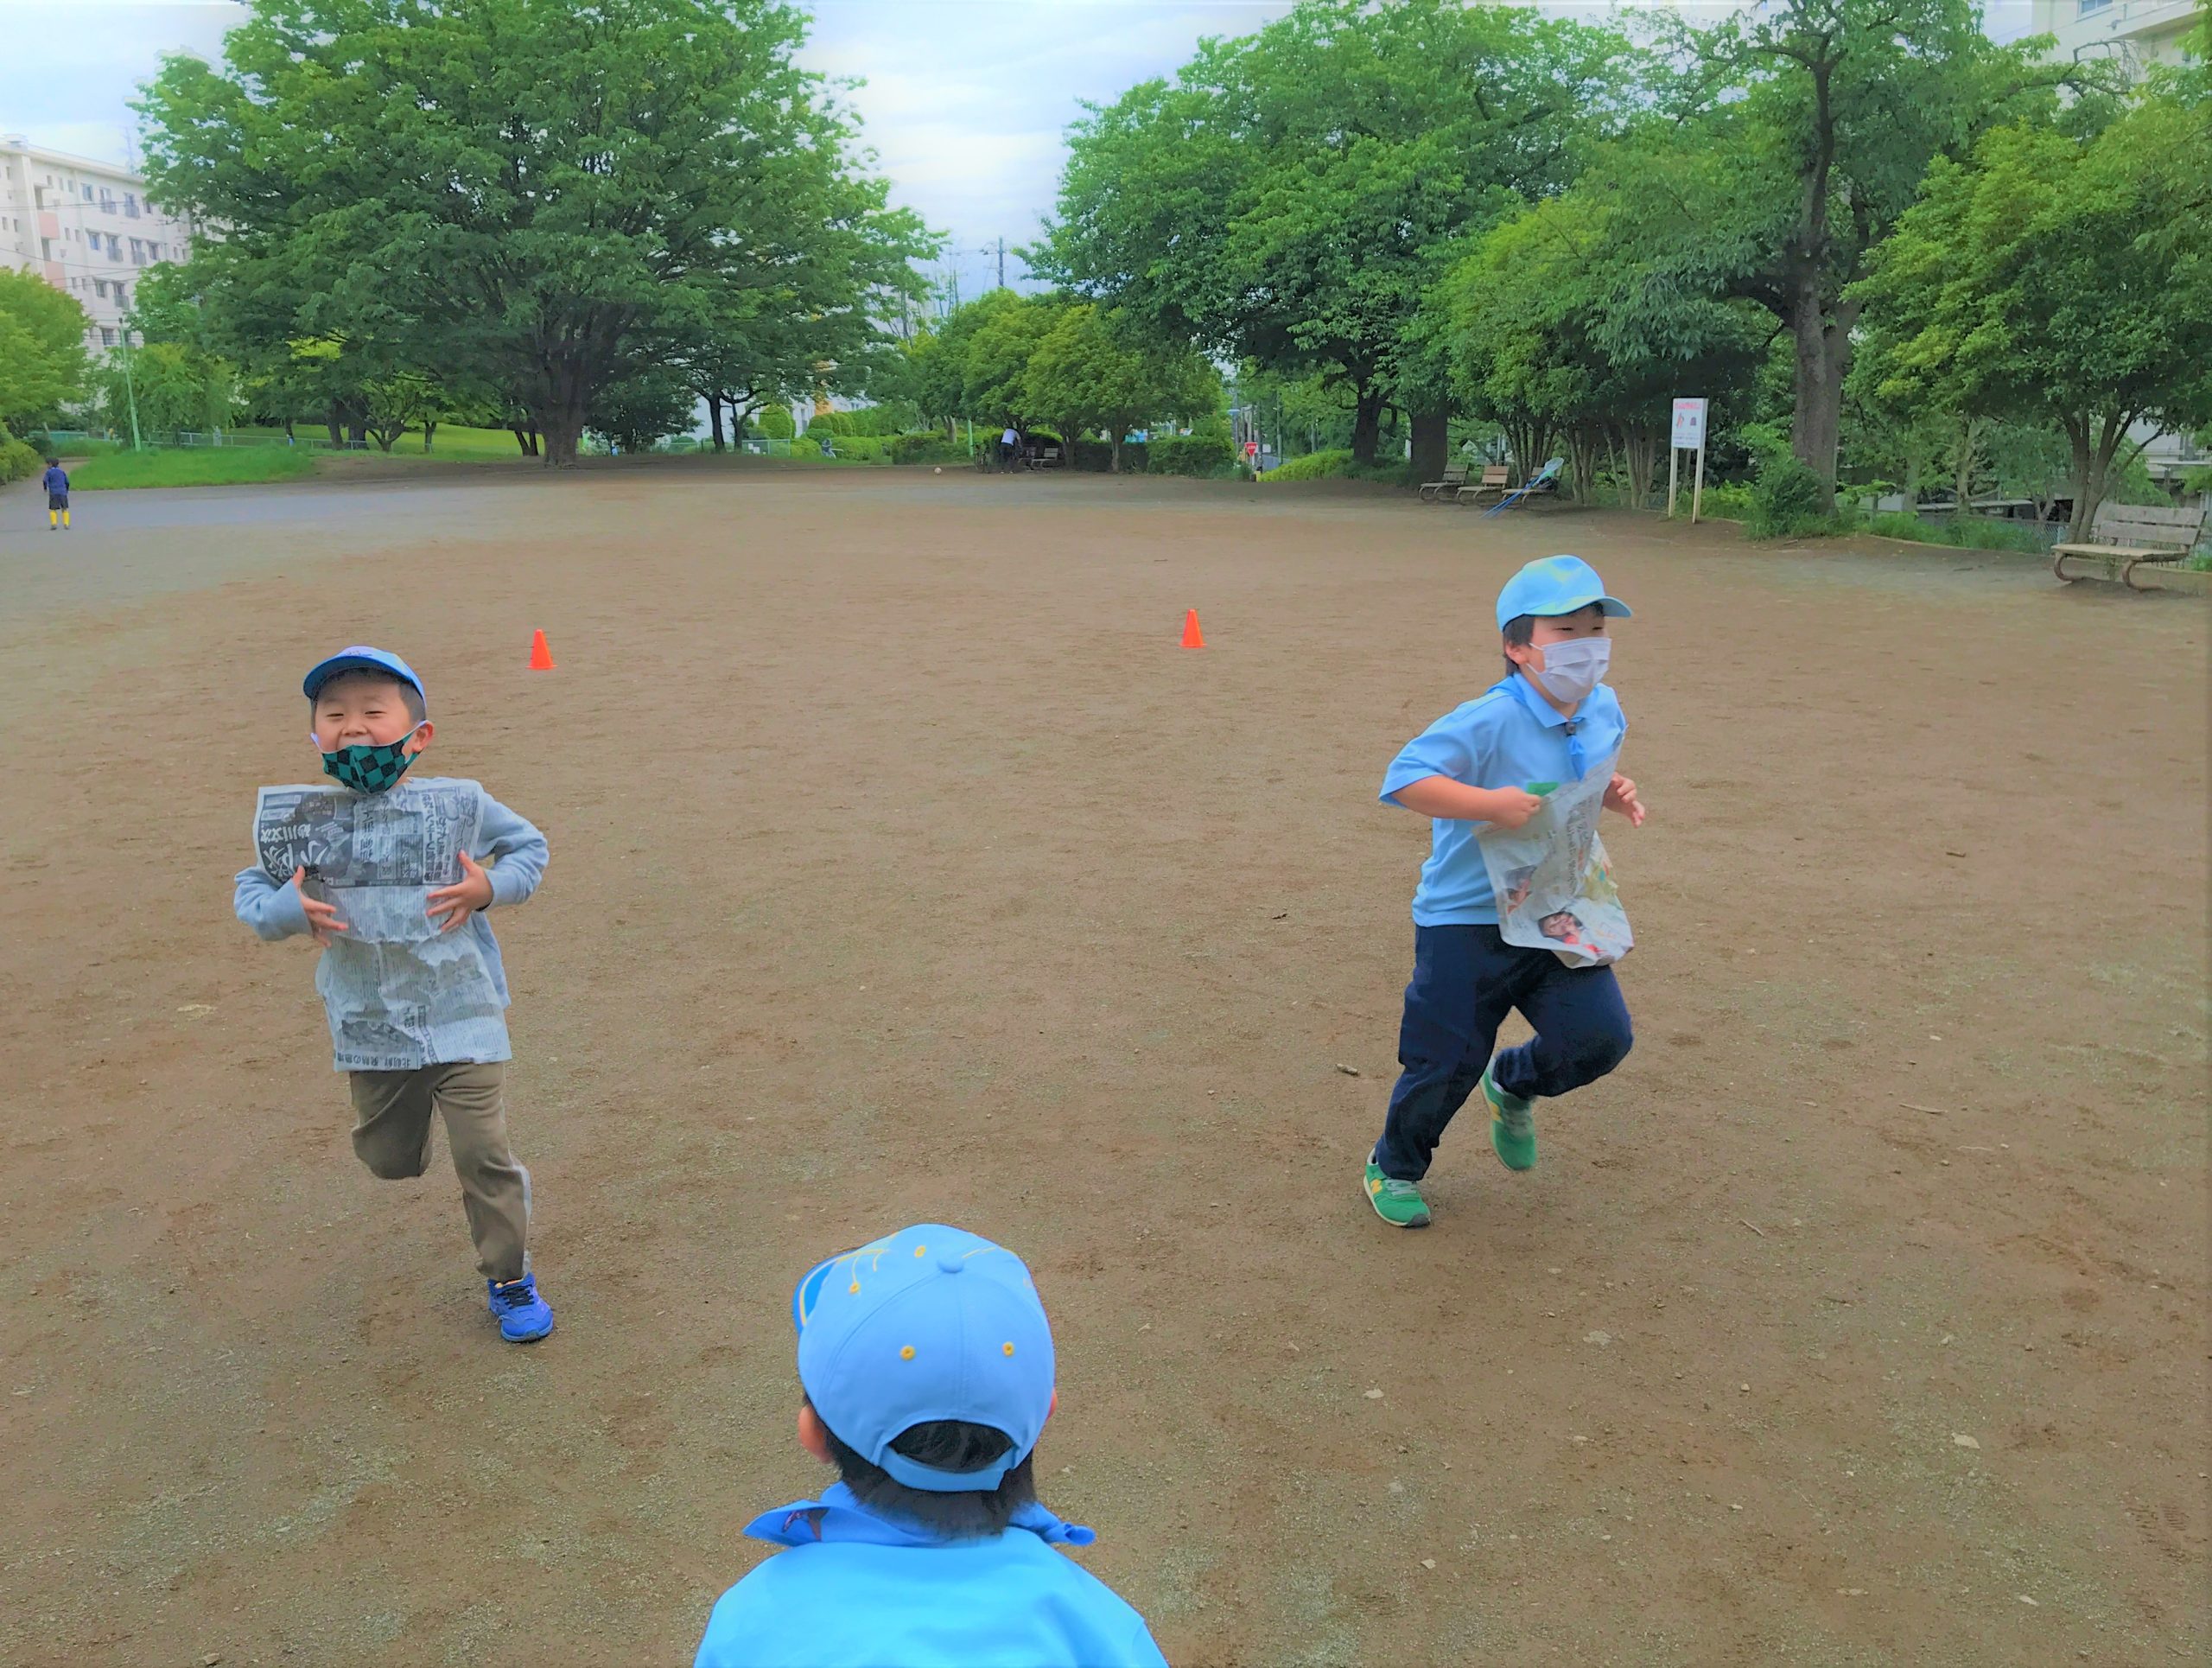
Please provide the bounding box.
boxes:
[1527,635,1611,703]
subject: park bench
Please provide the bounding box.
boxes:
[2050,502,2207,589]
[1420,462,1469,501]
[1453,463,1512,506]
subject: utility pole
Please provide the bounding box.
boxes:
[996,236,1005,290]
[121,328,144,452]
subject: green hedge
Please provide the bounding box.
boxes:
[1864,511,2052,553]
[889,431,969,465]
[1147,433,1237,477]
[1260,448,1354,481]
[0,423,43,484]
[1069,438,1148,472]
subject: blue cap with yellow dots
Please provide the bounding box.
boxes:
[792,1223,1056,1493]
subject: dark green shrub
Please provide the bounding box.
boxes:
[1147,433,1236,477]
[1745,455,1832,538]
[889,431,967,465]
[0,423,42,484]
[1069,438,1148,472]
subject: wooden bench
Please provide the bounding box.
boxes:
[1420,462,1468,502]
[1452,463,1512,506]
[2051,502,2207,589]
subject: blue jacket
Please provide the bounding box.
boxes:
[233,778,547,1071]
[695,1484,1168,1668]
[41,465,67,493]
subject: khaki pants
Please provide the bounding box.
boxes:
[347,1062,531,1283]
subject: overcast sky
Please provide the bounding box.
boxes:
[3,0,2040,300]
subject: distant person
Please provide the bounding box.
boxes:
[1363,556,1646,1226]
[232,647,556,1343]
[693,1223,1169,1668]
[41,457,69,532]
[1000,423,1019,471]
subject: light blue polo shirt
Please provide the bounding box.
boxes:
[695,1486,1168,1668]
[1381,673,1626,926]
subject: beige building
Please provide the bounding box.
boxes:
[2030,0,2198,73]
[0,137,193,350]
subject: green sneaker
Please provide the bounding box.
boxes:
[1482,1066,1537,1171]
[1363,1160,1432,1228]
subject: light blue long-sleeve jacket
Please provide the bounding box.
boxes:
[233,777,548,1072]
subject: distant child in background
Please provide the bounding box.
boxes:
[694,1223,1168,1668]
[1363,555,1646,1229]
[232,646,556,1341]
[42,458,69,531]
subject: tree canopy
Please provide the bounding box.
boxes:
[0,267,91,434]
[1854,89,2212,534]
[136,0,932,464]
[1039,0,1625,467]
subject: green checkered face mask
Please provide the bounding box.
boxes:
[319,723,424,794]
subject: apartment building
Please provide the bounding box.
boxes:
[0,136,194,349]
[2030,0,2199,71]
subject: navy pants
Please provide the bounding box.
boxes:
[1372,924,1633,1181]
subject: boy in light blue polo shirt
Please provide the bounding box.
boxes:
[694,1223,1168,1668]
[1362,556,1648,1228]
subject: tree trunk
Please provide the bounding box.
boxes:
[325,402,343,447]
[1788,275,1852,512]
[1618,423,1661,512]
[535,360,593,468]
[1110,430,1124,473]
[1350,387,1383,468]
[283,415,296,442]
[2065,411,2140,540]
[707,397,726,454]
[422,418,437,454]
[1409,408,1449,485]
[1953,415,1981,512]
[1567,424,1605,504]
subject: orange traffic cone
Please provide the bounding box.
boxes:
[1180,608,1205,649]
[528,629,556,671]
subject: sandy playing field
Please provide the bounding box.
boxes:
[1,462,2204,1666]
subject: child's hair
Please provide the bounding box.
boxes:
[45,456,59,468]
[312,667,427,725]
[1502,613,1535,676]
[806,1395,1038,1538]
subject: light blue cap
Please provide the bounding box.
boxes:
[1495,555,1632,630]
[793,1224,1055,1493]
[302,646,427,707]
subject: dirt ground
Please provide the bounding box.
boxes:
[1,463,2204,1667]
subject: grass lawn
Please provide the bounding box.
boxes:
[70,448,319,490]
[372,424,534,459]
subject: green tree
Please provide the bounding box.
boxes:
[1594,0,2099,509]
[1022,302,1219,471]
[1854,92,2212,537]
[94,341,240,437]
[588,364,698,453]
[960,291,1062,428]
[1040,0,1624,467]
[0,267,91,432]
[1446,194,1764,506]
[137,0,929,467]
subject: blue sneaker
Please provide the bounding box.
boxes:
[487,1273,554,1342]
